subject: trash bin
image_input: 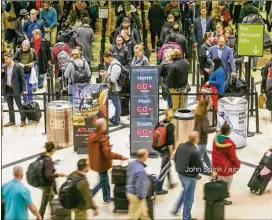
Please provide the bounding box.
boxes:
[47,101,73,148]
[173,109,195,148]
[217,97,248,149]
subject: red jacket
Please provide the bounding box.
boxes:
[212,134,241,176]
[221,9,231,26]
[87,129,123,172]
[51,43,71,77]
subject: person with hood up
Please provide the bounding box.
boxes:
[212,123,241,205]
[87,118,128,204]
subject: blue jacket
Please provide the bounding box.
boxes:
[209,66,225,94]
[208,45,236,77]
[22,19,45,40]
[126,160,149,200]
[40,8,57,28]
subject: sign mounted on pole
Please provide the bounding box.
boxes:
[237,24,264,57]
[98,7,109,19]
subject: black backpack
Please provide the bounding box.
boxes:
[59,176,86,209]
[111,63,130,88]
[26,156,51,188]
[71,61,89,83]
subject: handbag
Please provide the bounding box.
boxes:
[258,93,267,109]
[204,179,229,202]
[29,67,38,85]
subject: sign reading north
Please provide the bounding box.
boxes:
[237,24,264,57]
[130,66,159,157]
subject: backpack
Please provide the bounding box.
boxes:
[59,176,86,209]
[266,89,272,111]
[152,122,169,147]
[111,63,130,88]
[199,85,219,111]
[26,156,51,188]
[57,46,70,70]
[242,13,264,24]
[71,60,89,83]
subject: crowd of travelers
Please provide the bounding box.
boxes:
[1,0,272,220]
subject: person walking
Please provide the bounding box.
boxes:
[14,40,37,102]
[39,142,66,219]
[212,123,241,205]
[68,159,99,219]
[194,100,217,175]
[87,118,127,203]
[2,166,42,220]
[153,109,176,195]
[126,149,151,220]
[172,131,203,219]
[2,52,27,127]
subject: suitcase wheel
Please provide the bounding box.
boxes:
[257,189,264,195]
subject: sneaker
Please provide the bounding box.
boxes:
[252,68,257,72]
[20,121,26,127]
[224,200,232,205]
[38,86,43,89]
[32,88,37,92]
[103,201,111,204]
[155,190,168,195]
[169,183,178,189]
[4,122,15,127]
[195,174,202,180]
[109,121,119,127]
[170,210,178,216]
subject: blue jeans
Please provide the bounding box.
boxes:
[197,144,211,174]
[174,174,196,220]
[23,72,33,102]
[162,82,172,108]
[92,171,111,202]
[34,65,45,88]
[68,84,73,103]
[110,95,121,123]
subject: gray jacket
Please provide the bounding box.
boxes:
[77,24,94,63]
[64,58,91,84]
[104,59,122,92]
[131,55,150,66]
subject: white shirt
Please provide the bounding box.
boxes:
[6,61,14,86]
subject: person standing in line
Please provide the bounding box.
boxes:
[153,109,176,195]
[1,166,42,220]
[126,149,151,220]
[77,17,95,67]
[212,123,241,205]
[194,100,217,176]
[131,44,150,66]
[2,52,27,127]
[39,1,58,47]
[68,159,99,219]
[39,142,66,219]
[87,118,127,204]
[172,131,203,219]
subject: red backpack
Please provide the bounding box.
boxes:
[199,85,219,111]
[152,123,169,147]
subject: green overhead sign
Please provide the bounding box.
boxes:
[237,24,264,57]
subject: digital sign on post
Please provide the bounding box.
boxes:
[130,66,159,158]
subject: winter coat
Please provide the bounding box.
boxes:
[87,129,123,172]
[114,26,140,44]
[159,21,175,44]
[148,4,166,33]
[239,2,259,23]
[212,134,241,176]
[56,28,82,49]
[164,32,189,59]
[30,38,51,75]
[194,115,216,145]
[167,58,189,89]
[131,55,150,66]
[14,48,37,73]
[199,42,211,71]
[77,24,94,63]
[209,66,225,94]
[109,45,132,67]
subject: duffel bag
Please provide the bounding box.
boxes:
[204,180,229,202]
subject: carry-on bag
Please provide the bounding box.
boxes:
[205,200,225,220]
[113,184,129,212]
[50,198,71,220]
[204,180,229,202]
[23,101,42,122]
[259,151,272,169]
[112,162,128,185]
[248,164,272,195]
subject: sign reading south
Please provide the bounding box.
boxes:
[237,24,264,57]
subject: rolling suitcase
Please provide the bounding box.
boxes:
[204,180,229,202]
[50,198,71,220]
[205,200,225,220]
[23,101,42,122]
[113,184,129,212]
[248,165,272,195]
[112,164,127,185]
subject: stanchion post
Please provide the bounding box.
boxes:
[254,92,260,133]
[238,63,242,79]
[46,72,51,102]
[43,92,47,134]
[192,49,196,86]
[188,27,192,72]
[48,65,55,101]
[250,76,254,116]
[196,62,200,100]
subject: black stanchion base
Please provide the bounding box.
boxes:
[247,131,255,137]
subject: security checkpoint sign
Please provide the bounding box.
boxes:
[237,24,264,57]
[98,7,108,19]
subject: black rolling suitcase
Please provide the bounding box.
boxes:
[112,164,127,185]
[205,200,225,220]
[23,101,42,122]
[50,198,71,220]
[113,184,129,212]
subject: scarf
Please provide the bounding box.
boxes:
[33,37,42,55]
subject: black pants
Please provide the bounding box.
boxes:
[157,150,172,191]
[150,31,161,50]
[6,86,26,123]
